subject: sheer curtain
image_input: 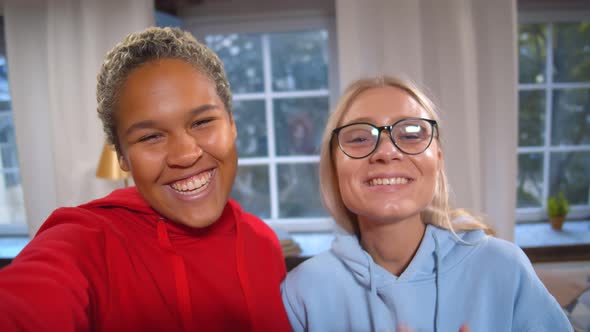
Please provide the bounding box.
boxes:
[336,0,518,240]
[4,0,154,235]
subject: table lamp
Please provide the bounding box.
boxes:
[96,143,130,187]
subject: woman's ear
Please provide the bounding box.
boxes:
[436,147,443,173]
[229,113,237,141]
[118,154,130,172]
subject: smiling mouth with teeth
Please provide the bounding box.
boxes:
[369,177,410,186]
[169,170,214,195]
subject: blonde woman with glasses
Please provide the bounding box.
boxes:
[281,76,571,332]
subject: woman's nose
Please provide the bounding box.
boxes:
[166,133,203,167]
[369,131,404,163]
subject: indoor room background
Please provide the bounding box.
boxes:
[0,0,588,271]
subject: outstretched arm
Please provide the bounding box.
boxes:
[0,218,106,332]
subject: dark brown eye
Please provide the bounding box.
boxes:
[138,133,162,143]
[192,118,215,128]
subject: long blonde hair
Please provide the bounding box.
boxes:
[319,76,492,235]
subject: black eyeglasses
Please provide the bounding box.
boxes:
[332,117,438,159]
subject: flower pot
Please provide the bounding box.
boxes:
[549,216,565,231]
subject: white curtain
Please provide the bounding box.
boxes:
[336,0,518,240]
[4,0,154,236]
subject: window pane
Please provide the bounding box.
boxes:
[553,22,590,83]
[517,153,544,208]
[0,114,19,173]
[0,36,25,226]
[205,34,264,93]
[518,24,547,84]
[278,163,327,218]
[0,111,14,145]
[518,90,546,146]
[0,57,10,101]
[551,88,590,146]
[0,169,25,224]
[270,30,329,91]
[0,144,19,176]
[231,165,270,218]
[233,100,267,157]
[274,97,329,156]
[549,151,590,205]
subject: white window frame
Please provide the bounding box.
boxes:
[0,112,27,234]
[0,54,27,235]
[184,13,338,232]
[517,11,590,222]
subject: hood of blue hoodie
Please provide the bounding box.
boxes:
[331,224,488,331]
[331,224,488,290]
[282,224,571,331]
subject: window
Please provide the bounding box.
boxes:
[188,17,336,231]
[517,20,590,222]
[0,17,26,234]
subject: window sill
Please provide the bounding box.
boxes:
[516,220,590,262]
[0,236,28,269]
[2,222,590,270]
[0,236,29,259]
[285,221,590,269]
[515,220,590,247]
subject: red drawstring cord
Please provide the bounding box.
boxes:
[232,207,255,331]
[157,220,195,332]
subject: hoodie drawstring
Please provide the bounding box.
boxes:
[157,220,196,332]
[433,233,442,332]
[365,252,379,331]
[365,251,400,331]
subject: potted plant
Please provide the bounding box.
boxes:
[547,192,570,231]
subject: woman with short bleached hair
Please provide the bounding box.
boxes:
[0,27,291,332]
[282,76,571,332]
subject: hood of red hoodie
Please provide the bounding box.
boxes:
[79,187,155,215]
[40,187,291,331]
[78,187,237,238]
[77,188,233,331]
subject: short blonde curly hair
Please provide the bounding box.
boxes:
[96,27,231,153]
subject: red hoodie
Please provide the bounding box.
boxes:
[0,187,292,331]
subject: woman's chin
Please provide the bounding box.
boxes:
[356,206,421,226]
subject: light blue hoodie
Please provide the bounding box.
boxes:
[281,224,572,332]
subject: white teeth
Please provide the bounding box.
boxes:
[170,170,213,194]
[369,177,409,186]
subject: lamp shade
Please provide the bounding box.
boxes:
[96,143,129,181]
